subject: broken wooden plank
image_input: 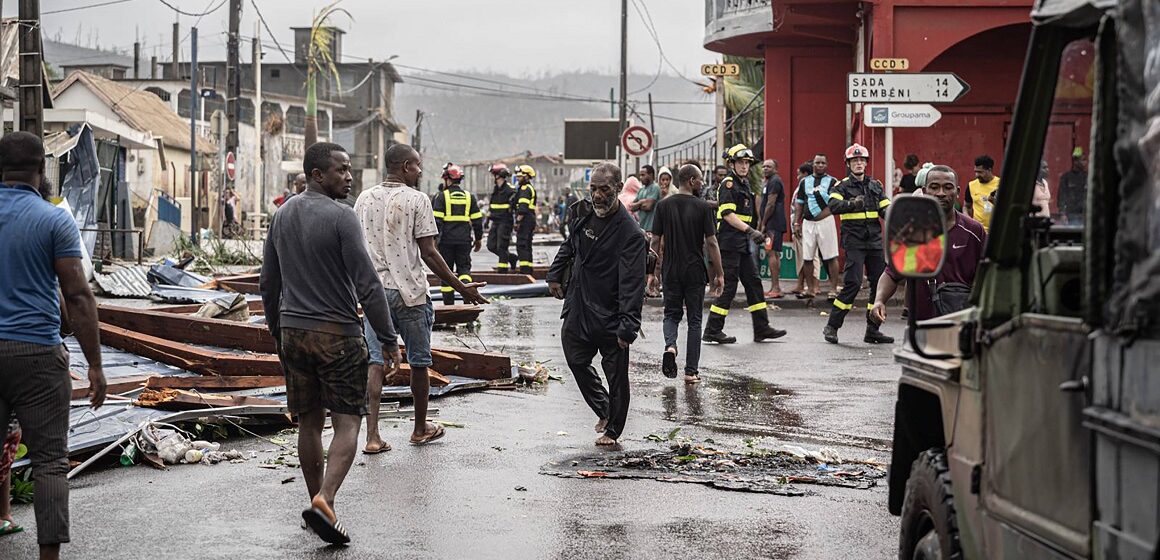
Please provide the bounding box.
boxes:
[217,280,260,294]
[99,323,283,377]
[71,374,153,399]
[100,305,276,353]
[199,272,260,290]
[134,388,282,411]
[144,376,287,391]
[385,364,450,387]
[492,265,548,279]
[151,300,484,326]
[427,272,536,286]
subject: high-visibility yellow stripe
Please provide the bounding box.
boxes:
[469,212,483,219]
[440,286,455,292]
[710,305,730,316]
[517,198,534,205]
[458,274,472,282]
[444,215,470,222]
[829,193,845,201]
[432,211,446,218]
[867,303,875,310]
[737,215,753,223]
[490,204,511,209]
[747,302,767,312]
[838,211,880,220]
[833,299,853,310]
[518,260,535,267]
[496,262,510,269]
[879,198,891,209]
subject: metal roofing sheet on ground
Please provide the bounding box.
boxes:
[93,266,152,297]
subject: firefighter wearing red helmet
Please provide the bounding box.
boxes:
[432,163,483,305]
[486,163,518,271]
[822,143,895,344]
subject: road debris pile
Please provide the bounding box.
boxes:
[541,441,886,496]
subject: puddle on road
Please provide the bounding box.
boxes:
[553,517,802,560]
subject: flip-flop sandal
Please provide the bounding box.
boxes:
[0,520,23,537]
[301,508,350,545]
[662,351,678,379]
[796,292,815,299]
[361,442,392,455]
[409,424,445,445]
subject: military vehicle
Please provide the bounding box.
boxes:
[885,0,1160,557]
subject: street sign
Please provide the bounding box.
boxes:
[225,151,236,181]
[583,167,593,183]
[620,125,653,157]
[863,104,943,128]
[869,58,910,71]
[701,63,740,77]
[847,73,970,103]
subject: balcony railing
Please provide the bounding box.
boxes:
[707,0,772,25]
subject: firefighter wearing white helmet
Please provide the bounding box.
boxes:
[486,163,518,271]
[513,164,538,274]
[432,164,484,305]
[703,143,788,344]
[822,143,895,345]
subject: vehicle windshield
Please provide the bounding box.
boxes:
[1029,38,1094,227]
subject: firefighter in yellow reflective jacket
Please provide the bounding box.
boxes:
[514,164,538,274]
[702,144,788,344]
[432,164,484,305]
[823,143,895,344]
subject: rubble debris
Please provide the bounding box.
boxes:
[148,262,210,288]
[99,322,284,377]
[541,442,886,496]
[430,281,550,300]
[144,375,287,391]
[387,365,451,387]
[134,388,286,412]
[427,272,536,286]
[194,293,250,321]
[93,266,151,297]
[494,264,549,280]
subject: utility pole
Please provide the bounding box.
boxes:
[414,109,424,153]
[133,41,140,79]
[18,0,44,138]
[251,23,263,235]
[224,0,241,225]
[647,92,656,166]
[171,22,180,79]
[609,88,614,119]
[617,0,627,168]
[189,27,200,245]
[715,76,725,166]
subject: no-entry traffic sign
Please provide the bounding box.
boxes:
[863,104,943,128]
[620,125,653,157]
[847,73,969,104]
[225,151,237,181]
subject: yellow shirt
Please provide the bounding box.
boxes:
[968,177,1000,230]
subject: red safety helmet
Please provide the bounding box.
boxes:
[442,163,464,181]
[844,143,870,161]
[489,163,511,177]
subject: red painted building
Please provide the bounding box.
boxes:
[704,0,1088,208]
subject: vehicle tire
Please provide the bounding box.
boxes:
[898,449,962,560]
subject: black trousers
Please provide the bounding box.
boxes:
[486,219,517,271]
[705,249,770,335]
[561,314,630,439]
[516,214,535,273]
[827,246,886,330]
[438,242,472,305]
[663,277,705,374]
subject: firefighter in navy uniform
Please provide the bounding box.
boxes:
[702,144,788,344]
[486,163,518,272]
[823,143,895,344]
[432,164,484,305]
[514,164,538,275]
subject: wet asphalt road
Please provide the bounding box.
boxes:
[1,253,906,559]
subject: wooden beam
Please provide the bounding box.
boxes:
[71,374,153,399]
[100,305,277,353]
[492,265,548,280]
[99,323,284,377]
[427,273,536,286]
[217,279,260,294]
[144,376,287,390]
[150,301,484,326]
[135,388,283,411]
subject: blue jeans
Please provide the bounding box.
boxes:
[364,289,434,367]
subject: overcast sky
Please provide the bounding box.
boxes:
[34,0,715,79]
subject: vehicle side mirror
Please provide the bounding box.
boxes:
[885,196,948,279]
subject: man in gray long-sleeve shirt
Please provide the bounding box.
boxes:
[260,141,400,546]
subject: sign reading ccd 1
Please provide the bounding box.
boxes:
[869,58,909,71]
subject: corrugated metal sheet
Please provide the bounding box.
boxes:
[94,266,152,297]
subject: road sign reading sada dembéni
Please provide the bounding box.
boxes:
[863,104,943,128]
[847,73,969,103]
[620,125,653,157]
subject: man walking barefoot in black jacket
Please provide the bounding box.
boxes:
[547,163,647,446]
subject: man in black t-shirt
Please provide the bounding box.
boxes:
[648,164,724,383]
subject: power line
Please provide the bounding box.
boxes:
[157,0,228,17]
[632,0,703,87]
[249,0,305,78]
[43,0,135,15]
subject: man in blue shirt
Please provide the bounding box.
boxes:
[0,131,105,560]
